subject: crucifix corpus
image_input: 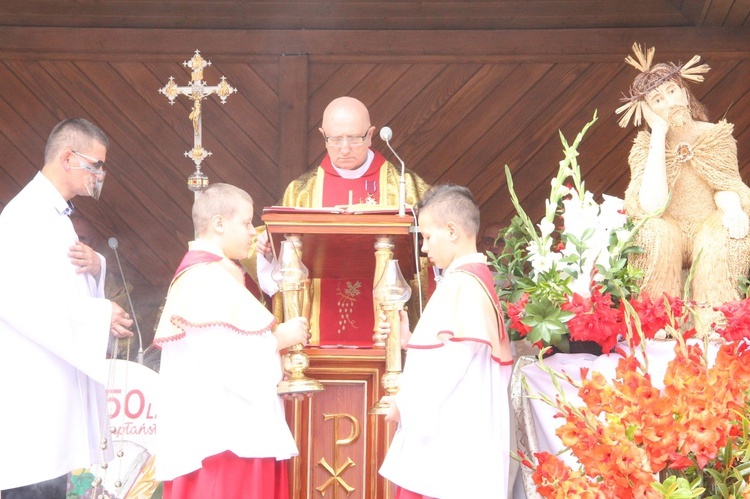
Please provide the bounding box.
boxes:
[159,50,237,192]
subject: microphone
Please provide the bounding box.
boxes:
[108,237,144,365]
[380,126,407,217]
[379,126,392,142]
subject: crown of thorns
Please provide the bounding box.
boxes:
[615,43,710,128]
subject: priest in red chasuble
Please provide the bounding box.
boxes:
[247,96,429,346]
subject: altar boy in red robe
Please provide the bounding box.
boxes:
[153,183,309,499]
[379,184,514,499]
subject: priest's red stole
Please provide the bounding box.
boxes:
[314,151,389,345]
[319,150,387,206]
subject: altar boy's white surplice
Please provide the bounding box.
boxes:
[153,239,298,483]
[380,253,513,499]
[0,173,111,490]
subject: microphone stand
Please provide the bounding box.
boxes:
[398,172,406,218]
[381,127,408,217]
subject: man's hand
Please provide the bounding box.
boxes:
[110,303,134,339]
[69,242,101,278]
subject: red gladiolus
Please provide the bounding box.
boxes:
[507,292,532,337]
[715,299,750,342]
[561,289,624,353]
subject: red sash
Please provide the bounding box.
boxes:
[172,250,222,282]
[173,250,268,304]
[456,262,507,341]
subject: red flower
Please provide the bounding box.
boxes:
[531,337,750,498]
[625,293,687,346]
[516,450,535,470]
[561,289,624,353]
[507,293,532,337]
[714,299,750,342]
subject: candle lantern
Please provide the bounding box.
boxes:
[369,259,411,414]
[272,236,324,395]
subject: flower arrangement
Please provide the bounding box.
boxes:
[519,298,750,498]
[490,112,646,353]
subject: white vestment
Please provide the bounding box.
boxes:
[153,239,298,482]
[0,173,111,490]
[380,253,513,499]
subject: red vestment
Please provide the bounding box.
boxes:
[277,151,430,345]
[164,451,288,499]
[316,152,386,345]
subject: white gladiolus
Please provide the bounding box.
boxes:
[497,114,644,350]
[547,193,629,297]
[599,195,627,229]
[538,219,556,239]
[562,195,599,240]
[569,275,592,298]
[527,240,562,280]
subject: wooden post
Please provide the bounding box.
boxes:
[278,54,309,198]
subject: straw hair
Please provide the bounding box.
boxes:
[616,43,710,128]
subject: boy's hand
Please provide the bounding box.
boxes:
[372,310,411,348]
[397,310,411,348]
[275,317,310,351]
[256,230,274,262]
[280,389,313,402]
[381,396,400,423]
[372,311,391,344]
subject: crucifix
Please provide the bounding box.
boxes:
[159,50,237,192]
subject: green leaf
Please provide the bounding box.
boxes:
[625,424,637,441]
[554,334,570,352]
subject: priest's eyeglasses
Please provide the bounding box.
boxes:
[71,150,106,175]
[323,132,369,147]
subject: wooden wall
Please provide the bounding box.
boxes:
[0,26,749,345]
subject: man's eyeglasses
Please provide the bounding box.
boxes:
[71,150,105,174]
[323,131,369,147]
